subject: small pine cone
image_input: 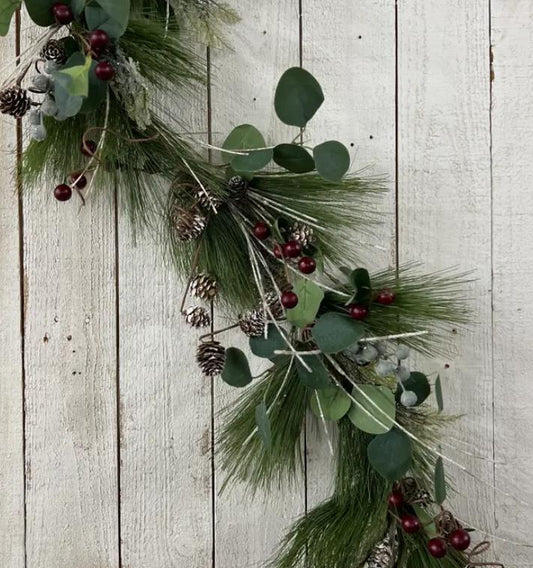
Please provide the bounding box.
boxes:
[0,87,32,118]
[194,186,222,211]
[413,489,432,508]
[238,309,265,337]
[183,306,211,328]
[227,175,249,200]
[289,222,314,248]
[197,341,226,376]
[172,206,206,241]
[264,291,284,320]
[40,39,67,64]
[190,272,218,301]
[365,531,398,568]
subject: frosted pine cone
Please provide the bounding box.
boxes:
[171,206,206,241]
[194,185,222,211]
[264,291,284,320]
[289,222,314,248]
[190,273,218,301]
[40,39,67,64]
[365,531,397,568]
[183,306,210,328]
[0,87,32,118]
[227,175,248,199]
[238,309,265,337]
[196,341,226,376]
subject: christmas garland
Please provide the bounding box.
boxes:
[0,2,506,567]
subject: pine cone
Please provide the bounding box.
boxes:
[238,309,265,337]
[183,306,211,328]
[264,291,284,320]
[171,206,206,241]
[194,185,222,211]
[365,531,397,568]
[196,341,226,376]
[0,87,32,118]
[190,272,218,301]
[227,175,249,199]
[289,222,314,248]
[40,39,67,64]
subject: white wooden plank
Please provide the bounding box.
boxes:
[397,0,495,532]
[302,0,397,507]
[491,2,533,565]
[22,21,119,567]
[209,1,305,566]
[0,30,25,568]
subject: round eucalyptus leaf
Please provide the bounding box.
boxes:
[221,347,253,388]
[367,429,413,481]
[222,124,272,173]
[286,278,324,328]
[25,0,56,26]
[348,385,396,435]
[394,372,431,406]
[310,386,351,421]
[250,324,286,359]
[274,67,324,127]
[273,144,315,173]
[296,355,330,389]
[312,312,365,354]
[313,140,350,182]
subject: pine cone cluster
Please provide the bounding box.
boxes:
[40,39,67,64]
[196,341,225,376]
[172,205,206,241]
[289,222,314,248]
[0,87,32,118]
[190,272,218,301]
[183,306,210,328]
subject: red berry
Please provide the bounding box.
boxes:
[52,3,74,25]
[81,139,97,156]
[387,490,404,509]
[274,244,284,259]
[90,29,110,50]
[348,304,368,320]
[281,291,298,309]
[95,61,115,81]
[428,538,448,558]
[449,529,471,551]
[376,288,396,305]
[400,514,421,534]
[298,256,316,274]
[68,171,87,190]
[54,184,72,202]
[253,221,270,240]
[283,240,302,258]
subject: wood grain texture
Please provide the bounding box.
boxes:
[491,2,533,565]
[397,0,495,532]
[209,2,306,566]
[0,31,25,568]
[302,0,397,508]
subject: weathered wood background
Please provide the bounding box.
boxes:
[0,1,532,566]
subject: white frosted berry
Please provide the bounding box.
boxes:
[29,110,42,125]
[396,344,410,360]
[31,124,47,141]
[375,342,387,355]
[400,390,418,407]
[396,365,410,381]
[44,61,60,74]
[41,97,58,117]
[375,360,396,377]
[359,345,379,363]
[31,74,50,92]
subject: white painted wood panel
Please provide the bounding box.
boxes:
[491,2,533,565]
[0,30,25,568]
[397,0,495,533]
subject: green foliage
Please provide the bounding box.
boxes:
[221,347,253,387]
[55,53,92,97]
[222,124,272,174]
[367,428,413,481]
[309,387,351,420]
[249,324,286,359]
[313,140,350,182]
[348,385,396,435]
[434,457,447,504]
[295,355,330,389]
[273,144,314,174]
[25,0,56,26]
[395,372,431,406]
[255,401,272,451]
[85,0,130,38]
[435,375,444,411]
[346,267,372,305]
[313,312,365,353]
[286,279,324,327]
[0,0,20,36]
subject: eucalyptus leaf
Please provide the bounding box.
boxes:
[348,385,396,435]
[273,144,315,173]
[25,0,56,26]
[53,79,83,118]
[312,312,365,354]
[249,324,286,359]
[346,268,372,305]
[310,386,351,421]
[286,278,324,328]
[412,504,438,537]
[435,374,444,411]
[313,140,350,182]
[367,429,412,481]
[296,355,330,389]
[0,0,20,36]
[222,124,272,173]
[255,401,272,450]
[85,0,131,39]
[56,54,92,97]
[434,457,447,504]
[80,60,107,113]
[395,372,431,406]
[71,0,86,16]
[274,67,324,127]
[221,347,253,388]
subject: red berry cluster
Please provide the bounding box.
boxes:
[54,140,96,201]
[388,487,471,559]
[252,221,319,310]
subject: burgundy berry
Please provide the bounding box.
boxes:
[54,184,72,202]
[348,304,368,320]
[81,139,97,157]
[281,291,298,309]
[387,490,404,509]
[376,288,396,305]
[283,240,302,259]
[90,29,110,50]
[298,256,316,274]
[68,171,88,190]
[427,538,448,558]
[52,3,74,25]
[95,61,115,81]
[253,221,270,240]
[449,529,471,551]
[400,514,421,534]
[273,244,284,259]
